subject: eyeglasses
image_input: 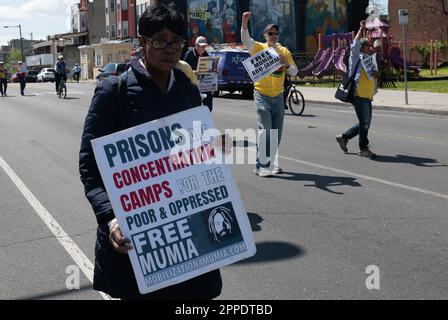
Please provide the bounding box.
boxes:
[141,35,186,51]
[267,32,280,36]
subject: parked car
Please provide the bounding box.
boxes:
[209,48,254,98]
[26,70,38,82]
[37,68,55,82]
[96,63,127,83]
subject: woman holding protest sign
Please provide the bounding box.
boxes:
[335,21,379,159]
[241,12,298,178]
[79,2,222,300]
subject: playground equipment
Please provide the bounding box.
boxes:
[297,32,351,80]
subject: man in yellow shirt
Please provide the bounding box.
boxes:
[336,21,379,159]
[0,61,8,97]
[241,12,298,177]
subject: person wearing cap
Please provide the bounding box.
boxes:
[79,2,222,300]
[336,20,379,159]
[72,63,82,83]
[183,36,214,111]
[241,12,298,177]
[54,55,68,94]
[16,61,27,96]
[0,61,8,97]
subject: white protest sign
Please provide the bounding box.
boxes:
[361,53,378,80]
[197,56,220,73]
[197,72,218,93]
[91,106,256,294]
[196,56,220,93]
[242,47,282,82]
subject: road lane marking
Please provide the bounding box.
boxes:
[278,154,448,200]
[0,155,111,300]
[215,109,448,145]
[245,149,448,201]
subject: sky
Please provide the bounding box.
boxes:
[0,0,79,46]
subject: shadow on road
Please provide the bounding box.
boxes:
[273,171,362,195]
[235,241,305,265]
[64,97,81,100]
[19,285,94,300]
[247,212,264,232]
[372,154,448,167]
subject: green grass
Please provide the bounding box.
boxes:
[301,79,448,93]
[419,67,448,77]
[390,80,448,93]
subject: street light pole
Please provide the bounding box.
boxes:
[3,24,24,63]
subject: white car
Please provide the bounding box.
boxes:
[37,68,55,82]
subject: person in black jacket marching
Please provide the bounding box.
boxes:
[183,36,214,111]
[79,2,222,300]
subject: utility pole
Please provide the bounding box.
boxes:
[398,9,409,105]
[3,24,24,63]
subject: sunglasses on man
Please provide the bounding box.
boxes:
[140,35,186,51]
[267,31,280,36]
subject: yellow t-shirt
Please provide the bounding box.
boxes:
[356,69,375,100]
[251,42,295,97]
[176,60,198,85]
[0,67,6,79]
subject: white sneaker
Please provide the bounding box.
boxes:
[253,167,273,177]
[272,166,283,174]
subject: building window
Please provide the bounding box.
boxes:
[110,0,115,12]
[122,0,128,11]
[117,1,120,11]
[106,25,109,38]
[107,54,113,63]
[96,55,102,67]
[111,24,116,38]
[123,21,129,37]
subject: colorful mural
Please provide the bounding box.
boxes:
[306,0,348,53]
[188,0,237,47]
[249,0,297,52]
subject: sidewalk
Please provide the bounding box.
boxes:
[297,86,448,116]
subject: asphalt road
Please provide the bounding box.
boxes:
[0,81,447,300]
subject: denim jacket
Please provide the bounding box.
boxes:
[349,39,365,91]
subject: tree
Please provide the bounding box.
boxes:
[369,0,388,16]
[5,48,22,73]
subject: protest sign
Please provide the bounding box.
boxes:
[361,53,378,80]
[196,57,219,93]
[197,56,220,74]
[91,106,256,294]
[242,47,282,82]
[197,72,218,93]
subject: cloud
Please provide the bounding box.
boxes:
[0,0,79,45]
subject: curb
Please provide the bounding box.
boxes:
[305,99,448,116]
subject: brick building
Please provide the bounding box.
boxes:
[388,0,448,64]
[389,0,448,43]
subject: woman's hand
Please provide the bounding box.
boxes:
[109,222,133,254]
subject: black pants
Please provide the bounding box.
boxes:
[203,92,213,112]
[73,72,80,82]
[0,79,7,95]
[19,78,26,95]
[55,73,67,92]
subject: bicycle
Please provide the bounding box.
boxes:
[58,75,67,99]
[284,76,305,116]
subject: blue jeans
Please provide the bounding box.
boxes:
[254,91,285,169]
[343,96,372,151]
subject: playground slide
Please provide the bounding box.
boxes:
[312,48,335,76]
[387,53,422,72]
[334,48,347,74]
[297,49,328,79]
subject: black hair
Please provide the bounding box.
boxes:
[138,1,184,38]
